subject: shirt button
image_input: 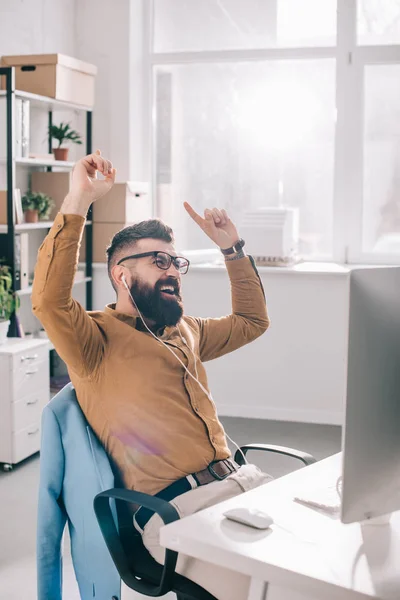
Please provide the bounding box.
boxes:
[57,224,61,228]
[47,254,51,258]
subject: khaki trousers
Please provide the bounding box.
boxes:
[140,464,273,600]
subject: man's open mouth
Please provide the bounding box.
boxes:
[160,285,179,297]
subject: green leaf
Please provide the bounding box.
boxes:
[48,121,82,147]
[21,192,54,220]
[0,263,18,321]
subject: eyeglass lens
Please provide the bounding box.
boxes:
[155,252,188,274]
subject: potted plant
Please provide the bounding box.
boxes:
[0,264,18,344]
[22,191,54,223]
[49,121,82,161]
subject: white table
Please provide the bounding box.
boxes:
[160,454,400,600]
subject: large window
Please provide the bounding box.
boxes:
[147,0,400,263]
[363,64,400,254]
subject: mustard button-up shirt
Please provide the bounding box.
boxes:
[32,213,270,495]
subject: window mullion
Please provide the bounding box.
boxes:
[334,0,360,263]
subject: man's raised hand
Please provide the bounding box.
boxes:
[183,202,240,250]
[62,150,116,216]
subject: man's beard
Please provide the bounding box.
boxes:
[130,276,183,327]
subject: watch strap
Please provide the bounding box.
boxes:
[221,238,245,256]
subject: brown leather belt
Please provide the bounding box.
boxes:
[134,458,240,532]
[193,458,239,485]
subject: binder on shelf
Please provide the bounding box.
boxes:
[0,97,24,159]
[14,232,29,290]
[15,98,22,158]
[21,99,30,158]
[14,188,23,224]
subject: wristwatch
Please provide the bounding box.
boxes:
[220,239,246,256]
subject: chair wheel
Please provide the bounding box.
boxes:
[2,464,13,472]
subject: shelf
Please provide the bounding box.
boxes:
[0,157,75,168]
[16,276,92,296]
[0,89,92,112]
[17,157,75,168]
[0,220,92,233]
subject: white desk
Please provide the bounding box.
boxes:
[160,454,400,600]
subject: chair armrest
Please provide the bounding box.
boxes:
[94,488,180,597]
[234,444,317,467]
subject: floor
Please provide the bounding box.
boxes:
[0,418,341,600]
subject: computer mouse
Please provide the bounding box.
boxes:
[223,507,274,530]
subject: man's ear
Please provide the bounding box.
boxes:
[111,265,127,290]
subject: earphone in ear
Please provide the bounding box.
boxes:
[122,274,129,290]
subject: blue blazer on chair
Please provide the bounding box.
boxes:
[37,383,121,600]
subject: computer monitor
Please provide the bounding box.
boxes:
[341,267,400,524]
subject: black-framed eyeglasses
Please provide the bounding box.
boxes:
[117,251,190,274]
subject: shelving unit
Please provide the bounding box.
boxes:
[0,65,93,309]
[0,68,95,470]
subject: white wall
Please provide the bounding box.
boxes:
[0,0,76,56]
[75,0,147,182]
[75,0,130,179]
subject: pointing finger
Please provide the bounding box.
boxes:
[184,202,205,227]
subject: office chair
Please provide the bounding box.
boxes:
[94,444,316,600]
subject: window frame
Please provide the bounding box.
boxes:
[144,0,400,264]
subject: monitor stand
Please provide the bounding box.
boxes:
[361,513,392,526]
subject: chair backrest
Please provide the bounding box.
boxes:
[38,383,121,600]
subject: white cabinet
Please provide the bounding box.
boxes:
[0,338,50,467]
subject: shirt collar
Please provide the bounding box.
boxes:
[104,303,169,337]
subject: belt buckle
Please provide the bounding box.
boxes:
[207,459,236,481]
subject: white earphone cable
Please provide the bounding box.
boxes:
[122,276,248,465]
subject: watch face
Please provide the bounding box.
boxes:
[234,239,245,251]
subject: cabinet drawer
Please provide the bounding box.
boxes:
[12,391,48,433]
[12,359,49,401]
[12,424,41,464]
[11,344,48,372]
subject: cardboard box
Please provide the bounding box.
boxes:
[0,190,8,223]
[93,182,150,224]
[31,171,71,221]
[31,176,150,225]
[80,222,135,264]
[0,189,23,224]
[0,54,97,107]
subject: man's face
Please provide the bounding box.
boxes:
[121,238,184,327]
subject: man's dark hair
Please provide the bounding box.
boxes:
[106,219,174,291]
